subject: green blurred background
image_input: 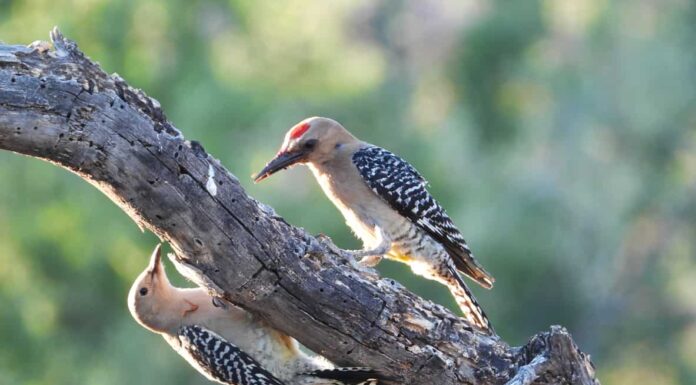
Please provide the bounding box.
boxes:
[1,0,695,384]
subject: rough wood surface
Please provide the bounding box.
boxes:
[0,29,599,385]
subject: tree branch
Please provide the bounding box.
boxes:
[0,29,599,385]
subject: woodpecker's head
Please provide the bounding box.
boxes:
[128,244,193,334]
[254,117,357,182]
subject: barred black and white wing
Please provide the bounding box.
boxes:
[178,325,285,385]
[303,367,385,385]
[352,146,494,288]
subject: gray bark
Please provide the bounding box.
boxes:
[0,29,599,385]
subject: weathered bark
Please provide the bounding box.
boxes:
[0,29,599,385]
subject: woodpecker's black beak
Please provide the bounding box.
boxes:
[147,243,163,277]
[254,150,308,183]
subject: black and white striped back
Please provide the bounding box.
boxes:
[352,145,494,289]
[178,325,285,385]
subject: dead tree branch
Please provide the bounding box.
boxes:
[0,30,599,385]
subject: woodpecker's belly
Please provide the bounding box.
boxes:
[319,178,445,266]
[330,192,450,279]
[202,314,310,380]
[388,221,450,269]
[309,162,450,275]
[338,198,449,276]
[202,317,330,384]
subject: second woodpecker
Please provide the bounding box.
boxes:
[129,244,384,385]
[255,117,495,332]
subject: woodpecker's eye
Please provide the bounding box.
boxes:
[139,287,148,296]
[335,143,343,149]
[304,139,318,150]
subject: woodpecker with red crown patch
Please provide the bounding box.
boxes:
[255,117,495,333]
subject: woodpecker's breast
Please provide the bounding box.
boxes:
[308,161,403,248]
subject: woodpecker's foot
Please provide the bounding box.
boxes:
[28,40,51,53]
[346,253,381,279]
[358,254,383,267]
[339,249,364,263]
[344,248,386,266]
[315,233,331,241]
[211,297,229,310]
[316,234,350,260]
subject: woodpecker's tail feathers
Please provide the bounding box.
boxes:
[447,267,495,334]
[178,324,286,385]
[445,244,495,289]
[303,367,388,385]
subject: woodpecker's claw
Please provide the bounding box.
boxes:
[315,234,345,258]
[314,235,382,277]
[357,254,383,267]
[211,297,229,309]
[28,40,51,53]
[347,255,381,279]
[340,249,381,278]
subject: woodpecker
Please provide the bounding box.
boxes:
[128,244,383,385]
[254,117,495,332]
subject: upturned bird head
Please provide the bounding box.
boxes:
[128,244,197,334]
[254,116,357,182]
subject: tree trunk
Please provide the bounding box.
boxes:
[0,29,599,385]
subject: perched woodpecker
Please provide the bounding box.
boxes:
[128,244,383,385]
[254,117,495,332]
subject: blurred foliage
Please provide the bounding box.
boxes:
[0,0,695,384]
